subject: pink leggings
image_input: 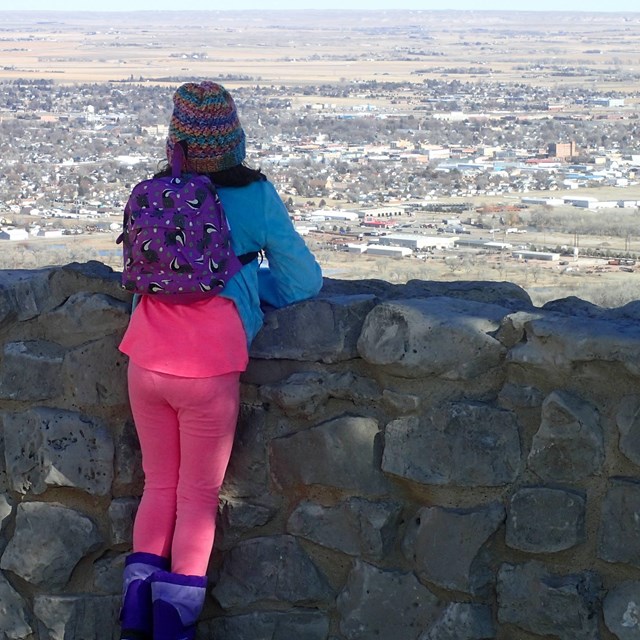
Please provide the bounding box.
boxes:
[127,361,240,576]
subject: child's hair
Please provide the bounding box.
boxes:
[154,158,266,187]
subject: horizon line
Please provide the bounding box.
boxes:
[3,8,640,12]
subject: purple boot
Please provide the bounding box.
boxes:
[120,552,170,640]
[150,571,207,640]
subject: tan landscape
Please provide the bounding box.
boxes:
[2,10,640,306]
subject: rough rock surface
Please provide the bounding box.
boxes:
[0,263,639,639]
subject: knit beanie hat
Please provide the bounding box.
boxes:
[166,81,246,173]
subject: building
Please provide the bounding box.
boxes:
[512,250,560,261]
[379,234,456,251]
[0,228,29,241]
[365,245,413,258]
[548,141,577,160]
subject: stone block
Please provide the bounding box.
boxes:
[108,497,139,546]
[528,390,603,482]
[112,420,143,493]
[270,415,388,494]
[34,594,121,640]
[0,493,13,532]
[204,610,330,640]
[598,478,640,567]
[403,502,504,595]
[62,334,129,407]
[508,312,640,377]
[40,291,130,346]
[211,535,334,609]
[216,497,278,550]
[0,571,32,639]
[0,502,103,588]
[382,389,420,414]
[251,294,377,363]
[497,561,601,640]
[357,297,507,379]
[382,402,522,487]
[222,404,269,498]
[336,560,441,640]
[506,487,586,553]
[259,370,379,419]
[498,383,544,409]
[616,395,640,467]
[603,580,640,640]
[3,407,114,496]
[420,602,495,640]
[0,340,65,401]
[93,553,126,594]
[287,497,402,560]
[0,267,63,329]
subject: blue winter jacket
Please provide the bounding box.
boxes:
[215,179,323,344]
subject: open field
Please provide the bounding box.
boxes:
[3,10,640,93]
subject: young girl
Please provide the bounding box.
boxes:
[117,81,323,640]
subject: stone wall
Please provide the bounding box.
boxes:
[2,262,640,640]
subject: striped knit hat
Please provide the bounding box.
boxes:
[166,81,246,173]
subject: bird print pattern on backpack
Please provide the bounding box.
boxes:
[118,171,243,297]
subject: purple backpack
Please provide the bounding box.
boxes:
[117,146,252,297]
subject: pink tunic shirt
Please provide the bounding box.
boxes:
[119,295,248,378]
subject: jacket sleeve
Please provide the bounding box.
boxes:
[258,183,323,309]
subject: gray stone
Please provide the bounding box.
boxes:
[62,334,129,406]
[260,370,379,418]
[217,497,278,550]
[528,390,603,482]
[205,610,330,640]
[508,312,640,377]
[494,311,541,348]
[498,383,544,409]
[222,404,269,498]
[598,478,640,567]
[320,277,532,309]
[287,497,402,560]
[357,297,507,379]
[420,603,496,640]
[108,497,139,546]
[3,407,114,496]
[0,492,13,532]
[382,388,420,414]
[270,415,388,494]
[211,535,334,609]
[40,291,130,346]
[497,561,601,640]
[336,560,441,640]
[617,395,640,467]
[403,503,504,594]
[0,340,65,401]
[0,571,32,639]
[0,502,103,588]
[0,267,65,329]
[604,581,640,640]
[34,594,120,640]
[93,553,126,594]
[382,403,522,487]
[112,420,143,493]
[506,487,586,553]
[251,294,377,363]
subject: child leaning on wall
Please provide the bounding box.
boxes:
[116,80,323,640]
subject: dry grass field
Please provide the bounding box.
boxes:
[3,10,640,306]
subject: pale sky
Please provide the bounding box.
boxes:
[9,0,640,11]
